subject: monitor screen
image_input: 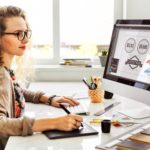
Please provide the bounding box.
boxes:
[102,20,150,118]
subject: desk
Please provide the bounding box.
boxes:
[5,82,150,150]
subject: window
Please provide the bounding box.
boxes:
[1,0,122,65]
[60,0,114,59]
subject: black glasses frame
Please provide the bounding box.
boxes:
[2,30,32,41]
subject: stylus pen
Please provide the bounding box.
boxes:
[59,104,83,127]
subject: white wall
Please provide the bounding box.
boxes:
[125,0,150,19]
[34,65,104,81]
[114,0,123,21]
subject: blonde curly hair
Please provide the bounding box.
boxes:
[0,6,34,87]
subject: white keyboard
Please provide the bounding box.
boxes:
[67,104,89,115]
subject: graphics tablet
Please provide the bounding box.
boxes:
[43,123,98,139]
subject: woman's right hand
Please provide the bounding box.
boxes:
[52,114,83,131]
[32,114,83,132]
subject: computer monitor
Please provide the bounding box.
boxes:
[102,20,150,119]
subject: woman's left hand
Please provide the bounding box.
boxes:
[51,96,80,107]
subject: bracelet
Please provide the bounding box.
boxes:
[47,95,56,105]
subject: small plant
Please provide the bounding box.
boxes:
[101,50,108,56]
[97,49,108,56]
[98,49,108,66]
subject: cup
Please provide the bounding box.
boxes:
[88,88,104,103]
[104,91,113,99]
[101,119,111,133]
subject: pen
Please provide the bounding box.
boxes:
[82,77,91,89]
[59,104,83,127]
[94,102,120,116]
[90,118,141,125]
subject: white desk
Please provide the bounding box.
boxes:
[5,82,150,150]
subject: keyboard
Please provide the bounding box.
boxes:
[67,100,119,116]
[67,103,89,115]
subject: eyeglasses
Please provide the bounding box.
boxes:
[2,30,32,41]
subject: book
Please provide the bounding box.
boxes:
[141,127,150,135]
[60,58,92,67]
[129,133,150,144]
[116,140,150,150]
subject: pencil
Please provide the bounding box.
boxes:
[59,104,83,127]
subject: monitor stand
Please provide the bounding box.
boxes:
[118,107,150,119]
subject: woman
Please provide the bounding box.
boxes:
[0,6,83,149]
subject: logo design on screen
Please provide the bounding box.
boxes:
[125,38,136,53]
[137,39,149,55]
[125,56,142,69]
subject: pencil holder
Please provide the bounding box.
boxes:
[88,87,104,103]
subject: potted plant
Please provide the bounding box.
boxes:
[98,49,108,67]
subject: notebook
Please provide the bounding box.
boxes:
[43,123,98,139]
[141,127,150,135]
[116,140,150,150]
[129,133,150,144]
